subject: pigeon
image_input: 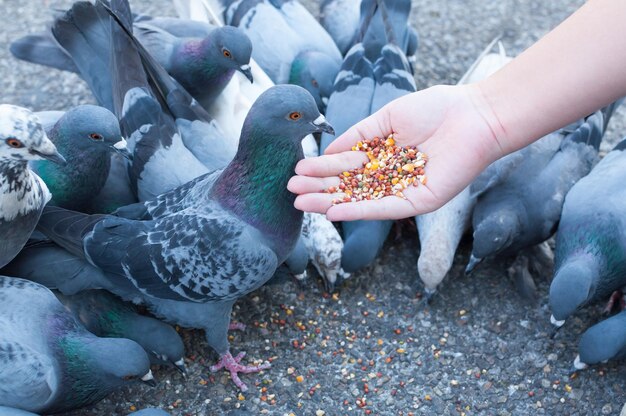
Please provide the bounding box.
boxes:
[11,13,253,111]
[550,138,626,328]
[416,38,511,302]
[171,0,346,288]
[467,107,613,299]
[55,290,186,374]
[30,105,131,212]
[0,275,153,414]
[0,407,40,416]
[219,0,342,104]
[130,409,172,416]
[573,309,626,372]
[49,0,228,201]
[321,4,416,276]
[289,50,339,112]
[356,0,418,64]
[35,83,334,391]
[0,105,65,269]
[320,0,361,55]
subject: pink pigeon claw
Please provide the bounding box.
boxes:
[228,322,247,331]
[210,351,271,391]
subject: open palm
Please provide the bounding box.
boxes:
[288,84,505,220]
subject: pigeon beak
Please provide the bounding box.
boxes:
[140,369,157,387]
[311,114,334,135]
[569,355,588,376]
[465,254,482,275]
[31,148,67,166]
[172,358,188,378]
[239,65,253,83]
[112,137,133,161]
[549,314,565,339]
[423,287,437,304]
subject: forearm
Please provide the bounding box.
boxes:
[477,0,626,158]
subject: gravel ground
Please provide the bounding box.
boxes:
[2,0,626,415]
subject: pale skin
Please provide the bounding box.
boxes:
[288,0,626,221]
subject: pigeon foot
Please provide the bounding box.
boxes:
[228,322,246,331]
[602,290,625,316]
[210,351,271,391]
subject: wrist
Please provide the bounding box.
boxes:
[462,83,510,163]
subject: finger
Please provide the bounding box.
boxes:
[325,197,418,221]
[294,192,340,214]
[325,110,392,154]
[294,151,368,177]
[287,175,340,194]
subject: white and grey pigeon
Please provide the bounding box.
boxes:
[415,38,512,302]
[0,105,65,269]
[0,275,153,414]
[35,82,334,392]
[468,106,615,300]
[572,308,626,373]
[320,0,361,55]
[11,11,253,111]
[549,137,626,330]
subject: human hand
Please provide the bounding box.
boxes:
[288,84,507,221]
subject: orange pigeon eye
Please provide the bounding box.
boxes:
[6,138,23,148]
[89,133,103,141]
[311,79,319,88]
[223,49,232,58]
[289,112,302,121]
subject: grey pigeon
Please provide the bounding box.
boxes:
[31,105,131,212]
[549,137,626,328]
[11,13,253,111]
[356,0,418,65]
[35,84,334,391]
[0,105,65,269]
[0,407,39,416]
[320,0,361,55]
[56,290,186,373]
[130,409,171,416]
[289,50,339,112]
[573,309,626,372]
[49,0,230,201]
[467,108,612,298]
[221,0,342,105]
[0,275,153,414]
[320,13,416,278]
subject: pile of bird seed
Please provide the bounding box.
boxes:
[327,135,428,204]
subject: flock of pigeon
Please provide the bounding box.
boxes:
[0,0,624,414]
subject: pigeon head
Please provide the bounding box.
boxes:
[207,26,253,82]
[241,85,335,143]
[0,104,65,165]
[54,105,130,160]
[130,317,185,372]
[83,337,153,387]
[471,209,520,259]
[549,258,595,322]
[576,311,626,368]
[290,51,340,112]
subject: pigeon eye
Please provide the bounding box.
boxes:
[288,112,302,121]
[89,133,103,141]
[311,79,319,88]
[6,138,23,148]
[223,49,232,58]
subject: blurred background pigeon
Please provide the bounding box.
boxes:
[320,0,361,55]
[573,308,626,373]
